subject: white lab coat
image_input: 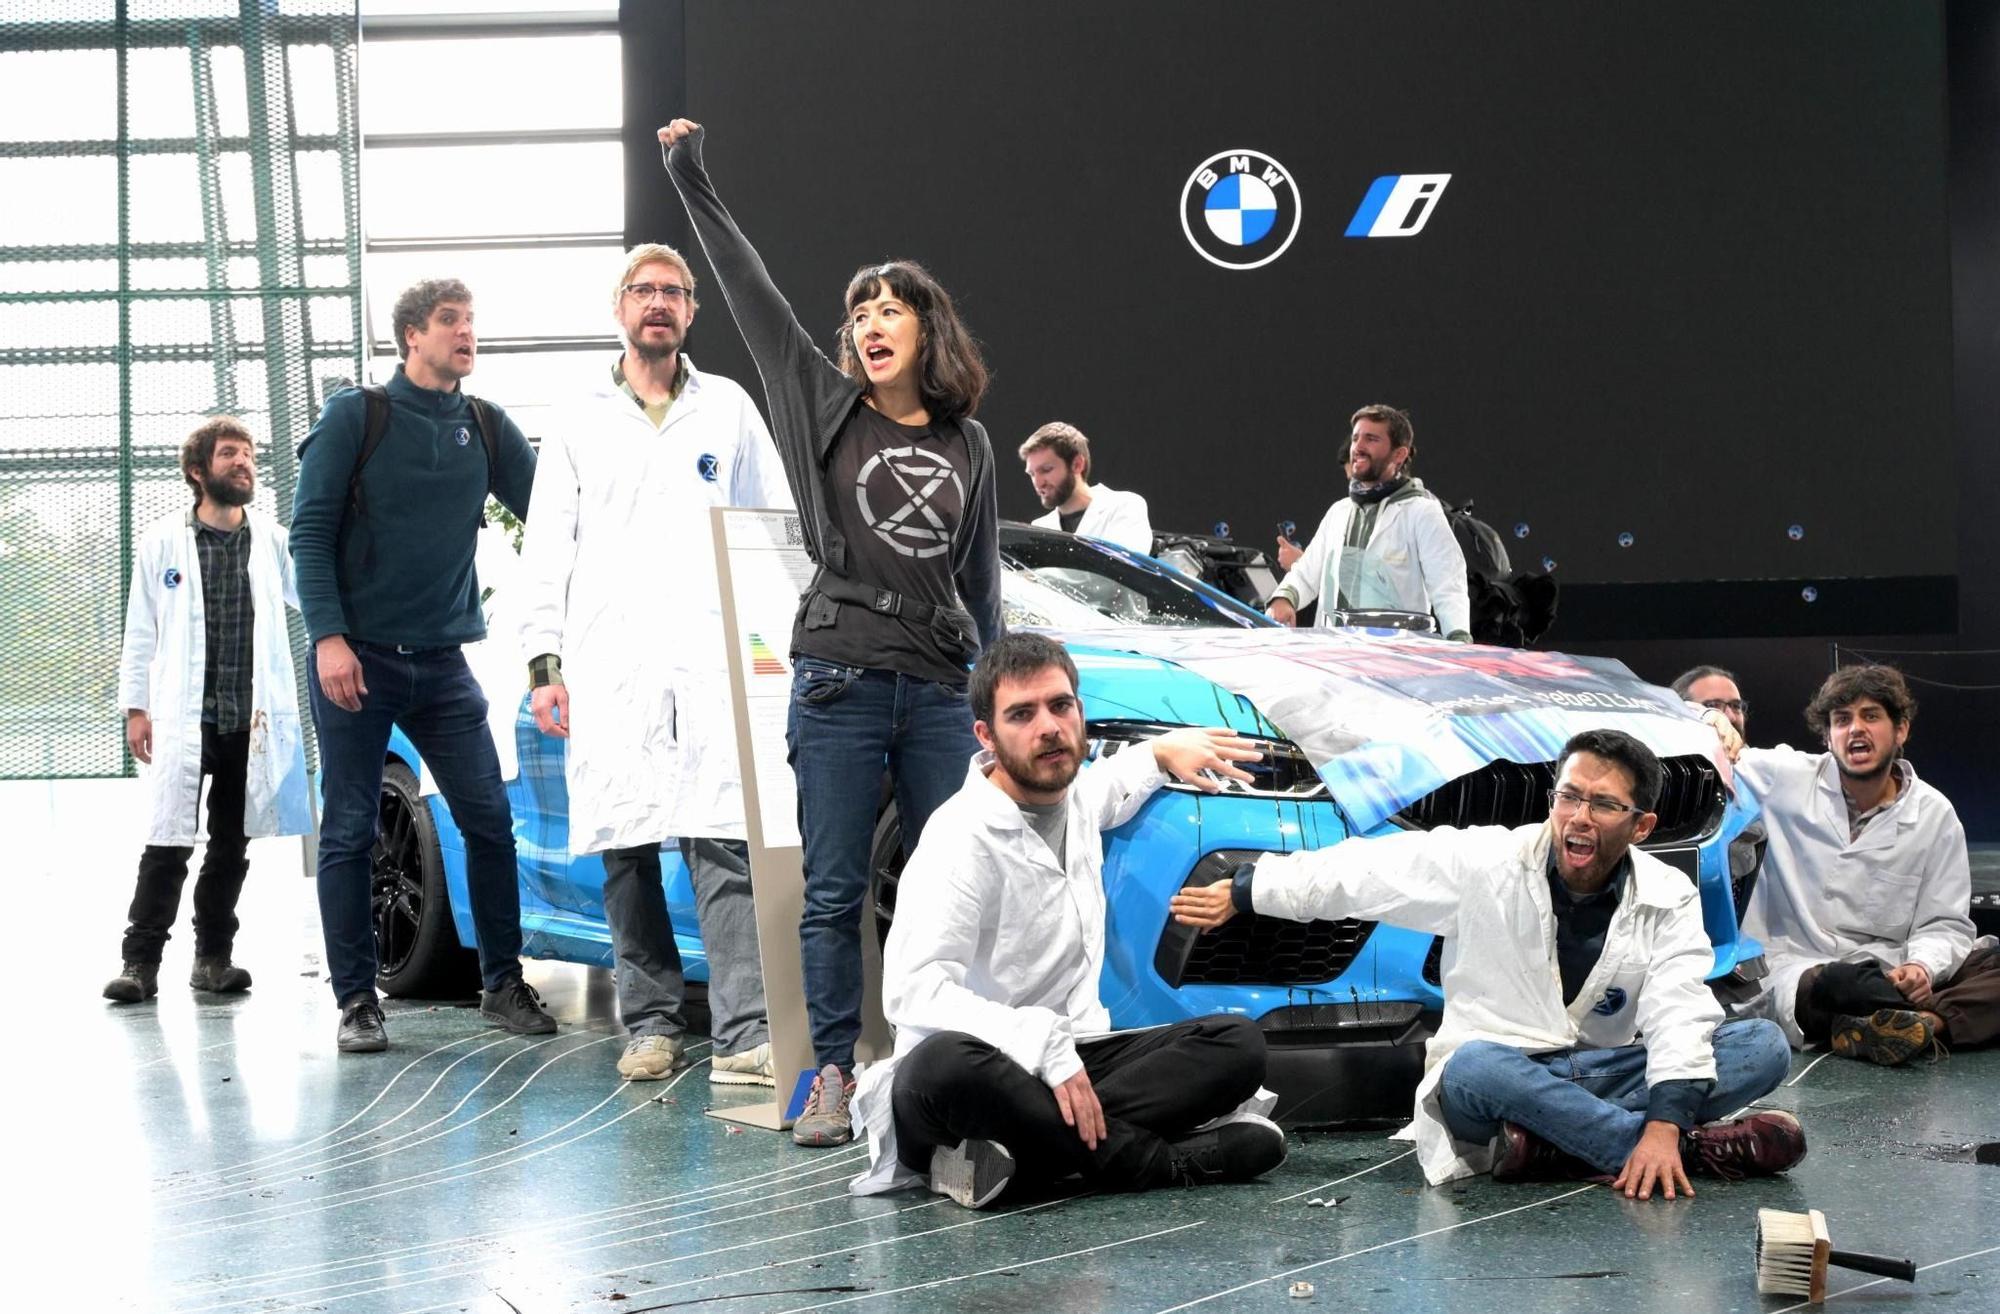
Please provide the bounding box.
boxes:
[1251,823,1722,1185]
[849,743,1171,1195]
[1031,483,1154,554]
[1733,747,1981,1047]
[1272,478,1471,636]
[516,358,791,853]
[116,508,311,845]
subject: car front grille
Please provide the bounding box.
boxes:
[1157,849,1375,988]
[1392,753,1725,845]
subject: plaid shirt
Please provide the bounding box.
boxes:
[192,510,255,733]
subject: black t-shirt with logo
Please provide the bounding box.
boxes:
[799,404,973,684]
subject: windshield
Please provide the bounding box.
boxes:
[999,527,1268,629]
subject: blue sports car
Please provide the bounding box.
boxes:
[370,522,1766,1121]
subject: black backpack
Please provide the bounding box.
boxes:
[1444,497,1559,647]
[347,382,502,520]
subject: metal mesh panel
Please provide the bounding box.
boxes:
[0,1,360,778]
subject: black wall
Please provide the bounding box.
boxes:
[624,1,1998,835]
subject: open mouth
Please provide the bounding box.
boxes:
[1560,832,1597,866]
[865,344,894,370]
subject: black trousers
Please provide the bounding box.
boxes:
[121,724,251,964]
[1798,950,2000,1047]
[891,1015,1267,1193]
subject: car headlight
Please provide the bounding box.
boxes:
[1088,719,1328,800]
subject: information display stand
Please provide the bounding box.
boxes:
[706,507,891,1130]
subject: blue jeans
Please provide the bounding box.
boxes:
[786,658,976,1071]
[309,642,523,1005]
[1438,1018,1791,1174]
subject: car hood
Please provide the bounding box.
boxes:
[1055,626,1730,832]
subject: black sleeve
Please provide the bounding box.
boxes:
[661,127,852,484]
[955,420,1005,652]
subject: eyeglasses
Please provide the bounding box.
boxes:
[1701,697,1749,717]
[1548,788,1647,821]
[622,283,689,304]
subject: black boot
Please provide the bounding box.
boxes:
[103,962,159,1004]
[1166,1114,1287,1186]
[190,955,252,993]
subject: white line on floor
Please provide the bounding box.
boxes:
[1273,1147,1415,1203]
[772,1220,1208,1313]
[182,1148,872,1296]
[1785,1052,1832,1087]
[1768,1242,2000,1314]
[167,1031,583,1203]
[1151,1184,1599,1312]
[164,1052,709,1238]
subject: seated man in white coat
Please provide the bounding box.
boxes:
[1174,728,1804,1201]
[1020,422,1154,554]
[1267,404,1471,640]
[851,633,1283,1208]
[1735,664,1998,1065]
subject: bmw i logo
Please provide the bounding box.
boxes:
[1180,149,1302,271]
[697,453,719,482]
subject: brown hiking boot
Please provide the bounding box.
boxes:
[1682,1110,1807,1180]
[104,961,159,1004]
[190,956,252,993]
[1831,1009,1944,1067]
[1489,1121,1599,1182]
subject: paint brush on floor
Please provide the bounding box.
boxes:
[1755,1207,1916,1302]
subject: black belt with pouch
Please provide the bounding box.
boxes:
[803,568,979,662]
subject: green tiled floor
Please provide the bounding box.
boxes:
[20,799,2000,1312]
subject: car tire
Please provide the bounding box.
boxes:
[867,800,905,949]
[372,760,480,999]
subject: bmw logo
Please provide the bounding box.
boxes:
[697,453,719,482]
[163,567,182,588]
[452,425,472,447]
[1180,149,1302,271]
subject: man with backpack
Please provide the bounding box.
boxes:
[290,277,554,1053]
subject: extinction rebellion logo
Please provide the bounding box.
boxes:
[1180,149,1301,271]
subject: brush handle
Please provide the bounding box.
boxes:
[1828,1250,1917,1283]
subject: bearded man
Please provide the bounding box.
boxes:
[845,633,1284,1208]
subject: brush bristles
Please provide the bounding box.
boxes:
[1756,1208,1830,1299]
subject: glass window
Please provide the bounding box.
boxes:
[363,141,621,238]
[366,242,624,343]
[359,34,618,134]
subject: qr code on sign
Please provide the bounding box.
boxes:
[783,515,804,546]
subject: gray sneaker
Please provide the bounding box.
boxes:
[189,955,252,993]
[479,977,557,1034]
[103,961,158,1004]
[710,1041,776,1087]
[617,1033,687,1081]
[792,1063,855,1146]
[929,1138,1015,1208]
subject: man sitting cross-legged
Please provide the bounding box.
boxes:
[1173,728,1805,1201]
[848,633,1285,1208]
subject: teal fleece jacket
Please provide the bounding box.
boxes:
[289,366,536,647]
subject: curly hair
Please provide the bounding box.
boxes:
[1805,664,1917,736]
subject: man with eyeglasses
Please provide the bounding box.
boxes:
[1172,728,1804,1199]
[1671,665,1748,736]
[518,245,792,1086]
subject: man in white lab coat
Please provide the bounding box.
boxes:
[1021,421,1154,554]
[518,243,792,1085]
[106,417,311,1002]
[850,633,1282,1208]
[1174,728,1804,1200]
[1735,664,1998,1064]
[1267,404,1471,639]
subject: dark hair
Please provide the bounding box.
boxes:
[1019,421,1091,480]
[1556,728,1663,812]
[1351,403,1415,451]
[1670,664,1737,699]
[391,277,473,360]
[836,261,989,421]
[970,632,1079,726]
[1805,664,1917,736]
[180,415,255,503]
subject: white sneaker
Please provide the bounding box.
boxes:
[929,1138,1015,1209]
[617,1033,686,1081]
[710,1041,776,1087]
